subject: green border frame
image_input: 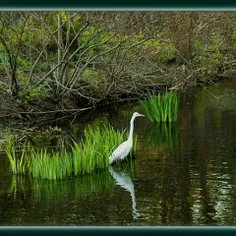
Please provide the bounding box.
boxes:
[0,0,236,8]
[0,2,236,235]
[1,226,236,235]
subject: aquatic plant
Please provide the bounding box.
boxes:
[5,133,31,174]
[8,160,136,201]
[5,124,138,180]
[30,149,73,179]
[141,91,179,122]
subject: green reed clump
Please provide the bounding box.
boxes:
[9,160,136,201]
[141,91,179,122]
[5,133,32,175]
[78,124,137,172]
[5,123,138,180]
[30,150,73,179]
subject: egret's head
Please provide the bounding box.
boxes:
[133,112,145,118]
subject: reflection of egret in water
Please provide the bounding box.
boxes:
[108,164,140,219]
[143,122,180,151]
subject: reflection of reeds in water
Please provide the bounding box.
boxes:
[8,161,136,201]
[141,92,179,122]
[8,170,115,200]
[5,123,138,180]
[143,122,180,151]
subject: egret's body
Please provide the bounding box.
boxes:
[109,112,144,165]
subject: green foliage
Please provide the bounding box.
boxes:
[16,69,50,103]
[192,35,222,75]
[0,50,9,68]
[141,91,179,122]
[0,12,236,105]
[141,39,176,63]
[16,56,32,68]
[18,84,50,104]
[31,150,73,179]
[5,123,138,180]
[230,29,236,40]
[5,131,31,174]
[81,67,99,88]
[78,28,117,57]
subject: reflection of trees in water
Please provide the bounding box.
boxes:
[209,88,236,112]
[176,84,236,225]
[133,83,236,225]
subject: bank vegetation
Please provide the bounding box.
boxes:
[0,11,235,126]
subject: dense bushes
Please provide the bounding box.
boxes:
[0,12,235,121]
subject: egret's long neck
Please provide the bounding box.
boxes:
[128,116,136,142]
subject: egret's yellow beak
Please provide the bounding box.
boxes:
[138,113,145,116]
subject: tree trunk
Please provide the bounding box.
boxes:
[10,69,18,96]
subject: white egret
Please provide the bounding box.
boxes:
[109,112,145,165]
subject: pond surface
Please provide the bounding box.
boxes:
[1,79,236,226]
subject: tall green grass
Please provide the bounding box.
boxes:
[5,124,138,180]
[5,133,31,174]
[141,91,179,122]
[8,160,136,201]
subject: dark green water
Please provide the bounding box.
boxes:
[1,79,236,226]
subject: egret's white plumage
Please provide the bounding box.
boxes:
[109,112,145,165]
